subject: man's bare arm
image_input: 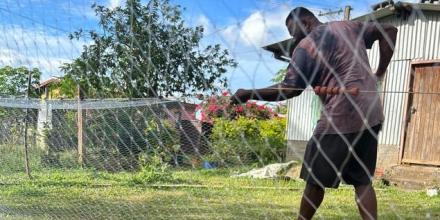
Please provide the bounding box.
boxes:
[375,25,398,78]
[231,83,302,104]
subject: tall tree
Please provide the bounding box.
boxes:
[0,66,41,98]
[0,66,41,145]
[61,0,236,98]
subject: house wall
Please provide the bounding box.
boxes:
[286,90,316,141]
[286,11,440,170]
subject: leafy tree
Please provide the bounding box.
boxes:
[61,0,236,98]
[271,68,287,84]
[0,66,41,145]
[0,66,41,98]
[56,75,78,99]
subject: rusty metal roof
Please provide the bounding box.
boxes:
[34,77,61,89]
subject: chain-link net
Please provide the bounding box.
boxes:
[0,0,439,219]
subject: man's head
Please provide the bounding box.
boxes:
[285,7,321,40]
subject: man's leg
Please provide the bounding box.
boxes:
[298,183,325,220]
[349,125,381,220]
[354,184,377,220]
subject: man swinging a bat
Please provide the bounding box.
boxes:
[231,7,397,220]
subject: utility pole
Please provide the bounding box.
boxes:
[318,8,343,17]
[318,5,352,21]
[77,85,85,167]
[344,6,353,20]
[24,71,32,179]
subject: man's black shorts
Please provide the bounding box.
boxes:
[299,124,382,188]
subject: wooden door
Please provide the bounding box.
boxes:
[402,62,440,166]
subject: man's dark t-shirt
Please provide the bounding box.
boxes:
[282,21,384,134]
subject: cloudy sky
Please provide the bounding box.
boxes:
[0,0,399,92]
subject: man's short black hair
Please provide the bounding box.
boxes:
[285,7,316,25]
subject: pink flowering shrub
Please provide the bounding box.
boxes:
[196,91,278,123]
[196,91,287,166]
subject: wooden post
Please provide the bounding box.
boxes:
[77,85,85,167]
[344,6,352,21]
[24,71,32,179]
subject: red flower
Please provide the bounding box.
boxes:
[257,105,266,111]
[209,97,217,103]
[222,90,230,96]
[236,106,244,113]
[196,93,275,121]
[246,101,256,108]
[208,105,218,113]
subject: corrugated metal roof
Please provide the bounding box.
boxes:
[419,0,440,4]
[354,2,440,21]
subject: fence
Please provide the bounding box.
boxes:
[0,98,216,174]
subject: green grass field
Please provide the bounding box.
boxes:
[0,168,439,220]
[0,144,438,219]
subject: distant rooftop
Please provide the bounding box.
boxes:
[355,1,440,21]
[34,77,61,89]
[419,0,440,4]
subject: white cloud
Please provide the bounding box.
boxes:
[0,25,89,80]
[217,5,293,49]
[61,2,97,21]
[220,25,240,46]
[216,2,351,49]
[0,48,70,76]
[196,15,213,34]
[108,0,124,9]
[239,11,267,47]
[190,4,296,91]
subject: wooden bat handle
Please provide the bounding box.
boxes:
[314,86,360,96]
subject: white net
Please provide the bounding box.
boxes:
[0,0,439,219]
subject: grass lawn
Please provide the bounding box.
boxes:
[0,168,439,220]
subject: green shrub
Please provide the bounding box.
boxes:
[144,119,180,164]
[45,110,77,152]
[209,117,286,166]
[42,106,184,171]
[130,155,178,184]
[42,110,77,167]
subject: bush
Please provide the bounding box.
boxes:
[209,117,286,166]
[196,92,278,122]
[145,119,181,165]
[46,110,78,151]
[130,155,178,184]
[42,110,77,167]
[42,105,184,171]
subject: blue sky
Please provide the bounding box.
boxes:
[0,0,391,93]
